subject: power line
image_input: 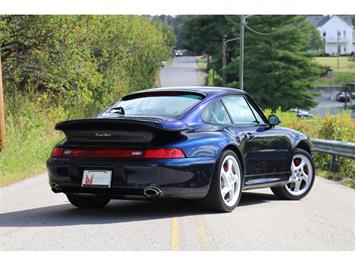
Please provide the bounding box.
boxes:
[243,21,274,36]
[243,16,307,36]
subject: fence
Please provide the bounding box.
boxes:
[311,138,355,172]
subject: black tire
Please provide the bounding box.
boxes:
[271,148,315,200]
[203,150,243,212]
[66,193,110,208]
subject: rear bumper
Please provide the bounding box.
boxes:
[46,157,215,199]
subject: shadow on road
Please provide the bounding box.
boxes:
[0,192,279,228]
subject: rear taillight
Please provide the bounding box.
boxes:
[51,147,64,157]
[50,147,185,159]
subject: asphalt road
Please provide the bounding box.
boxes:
[0,56,354,250]
[160,56,203,87]
[310,88,355,118]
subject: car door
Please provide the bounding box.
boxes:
[221,94,292,183]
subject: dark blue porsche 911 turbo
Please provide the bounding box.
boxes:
[47,86,315,212]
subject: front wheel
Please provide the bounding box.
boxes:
[271,149,315,200]
[203,150,243,212]
[66,193,111,208]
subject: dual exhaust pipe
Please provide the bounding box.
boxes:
[143,185,165,199]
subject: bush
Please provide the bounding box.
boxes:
[319,65,332,77]
[316,112,355,180]
[1,16,174,116]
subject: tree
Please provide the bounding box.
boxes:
[227,16,321,111]
[175,15,232,55]
[304,22,324,53]
[178,15,321,111]
[0,16,175,115]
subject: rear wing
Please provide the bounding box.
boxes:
[55,118,188,145]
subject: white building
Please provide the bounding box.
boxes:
[307,15,354,55]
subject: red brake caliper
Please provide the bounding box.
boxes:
[223,162,228,172]
[294,158,301,167]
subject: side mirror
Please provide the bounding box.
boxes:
[268,115,281,126]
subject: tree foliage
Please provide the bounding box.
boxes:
[175,15,231,54]
[0,15,174,115]
[176,15,322,111]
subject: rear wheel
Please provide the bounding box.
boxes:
[66,193,110,208]
[204,150,242,212]
[271,149,315,200]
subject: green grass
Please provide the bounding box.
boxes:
[314,56,355,87]
[0,92,65,187]
[317,170,355,189]
[197,56,207,71]
[314,56,355,72]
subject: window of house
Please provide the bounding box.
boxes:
[344,46,347,53]
[322,31,326,37]
[343,31,346,38]
[337,31,341,37]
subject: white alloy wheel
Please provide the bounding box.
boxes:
[220,155,241,207]
[286,154,314,196]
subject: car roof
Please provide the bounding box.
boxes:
[129,86,246,97]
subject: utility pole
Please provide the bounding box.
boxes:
[0,51,5,149]
[222,36,240,88]
[222,36,226,86]
[337,30,340,70]
[239,15,245,91]
[329,67,333,100]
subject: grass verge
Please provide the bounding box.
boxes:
[0,92,65,187]
[314,56,355,87]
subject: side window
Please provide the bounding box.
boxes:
[246,99,266,124]
[202,100,232,124]
[222,95,259,125]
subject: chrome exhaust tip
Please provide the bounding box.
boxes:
[51,186,62,193]
[144,186,164,198]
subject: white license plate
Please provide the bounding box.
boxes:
[82,170,112,188]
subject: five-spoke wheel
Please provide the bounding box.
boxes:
[220,155,241,207]
[271,148,315,200]
[204,150,242,212]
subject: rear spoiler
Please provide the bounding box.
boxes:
[55,118,189,144]
[55,118,188,132]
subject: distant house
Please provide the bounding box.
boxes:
[307,15,354,55]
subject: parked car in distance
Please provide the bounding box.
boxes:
[336,92,352,102]
[47,87,315,212]
[174,50,183,57]
[288,108,314,118]
[160,61,165,67]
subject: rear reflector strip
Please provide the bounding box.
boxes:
[143,148,185,159]
[51,147,185,159]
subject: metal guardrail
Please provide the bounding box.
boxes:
[311,138,355,159]
[311,138,355,172]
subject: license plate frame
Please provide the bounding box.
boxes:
[82,170,112,188]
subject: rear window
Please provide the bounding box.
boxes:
[106,92,204,117]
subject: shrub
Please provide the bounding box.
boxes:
[316,112,355,179]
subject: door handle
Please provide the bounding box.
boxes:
[245,132,254,140]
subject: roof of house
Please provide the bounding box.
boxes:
[307,15,353,27]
